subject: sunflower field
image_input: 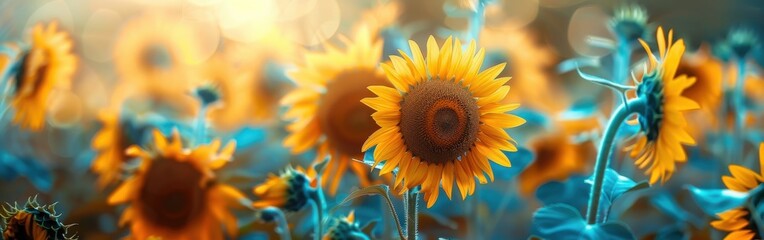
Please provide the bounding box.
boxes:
[0,0,763,239]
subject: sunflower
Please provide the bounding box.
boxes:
[518,131,594,196]
[1,197,75,240]
[675,44,723,114]
[252,165,317,212]
[108,129,246,239]
[625,27,699,184]
[281,27,391,195]
[323,211,368,240]
[10,21,76,131]
[226,31,296,124]
[479,21,563,113]
[91,110,143,188]
[195,54,250,131]
[362,36,525,207]
[113,11,202,83]
[711,143,764,240]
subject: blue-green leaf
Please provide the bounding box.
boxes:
[532,204,635,240]
[687,185,749,216]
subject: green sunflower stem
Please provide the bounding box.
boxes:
[310,189,326,240]
[270,208,292,240]
[194,106,208,146]
[585,98,646,224]
[612,40,632,108]
[406,186,421,240]
[733,59,747,163]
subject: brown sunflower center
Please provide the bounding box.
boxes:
[15,49,48,97]
[400,79,479,164]
[318,68,389,157]
[142,44,173,71]
[139,158,207,229]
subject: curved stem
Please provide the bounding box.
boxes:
[406,187,420,240]
[309,189,325,240]
[269,207,292,240]
[586,98,646,224]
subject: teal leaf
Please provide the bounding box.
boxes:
[687,185,749,216]
[585,168,649,221]
[532,204,635,240]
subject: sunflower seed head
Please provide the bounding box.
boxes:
[610,4,649,42]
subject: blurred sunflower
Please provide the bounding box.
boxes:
[674,44,723,118]
[281,27,391,195]
[323,211,368,240]
[113,11,202,82]
[518,130,594,196]
[480,22,563,113]
[625,27,698,184]
[227,31,296,124]
[710,143,764,239]
[252,165,317,212]
[9,21,76,131]
[196,54,250,131]
[91,110,141,187]
[362,36,525,207]
[108,129,246,239]
[1,197,75,239]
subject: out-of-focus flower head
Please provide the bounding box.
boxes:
[626,27,699,184]
[192,54,251,131]
[323,211,370,240]
[281,26,391,195]
[1,196,76,239]
[193,82,222,108]
[726,28,759,60]
[480,22,563,113]
[3,21,76,131]
[362,36,524,207]
[518,129,594,196]
[113,11,203,83]
[107,129,247,239]
[609,4,648,43]
[226,29,297,124]
[252,165,317,212]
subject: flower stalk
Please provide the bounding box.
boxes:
[732,59,747,163]
[406,186,421,240]
[586,98,647,224]
[309,183,326,240]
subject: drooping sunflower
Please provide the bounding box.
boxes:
[711,143,764,240]
[113,11,202,83]
[281,27,391,195]
[1,197,76,240]
[108,129,247,239]
[195,54,250,131]
[625,27,699,184]
[10,21,76,131]
[252,165,317,212]
[323,211,369,240]
[91,110,148,188]
[362,36,525,207]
